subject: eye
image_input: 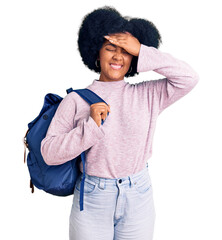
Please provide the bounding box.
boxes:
[106,48,129,54]
[106,48,115,51]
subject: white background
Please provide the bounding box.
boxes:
[1,0,221,239]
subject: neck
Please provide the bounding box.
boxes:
[91,78,127,89]
[98,79,124,82]
[99,73,124,82]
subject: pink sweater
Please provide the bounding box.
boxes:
[40,44,199,178]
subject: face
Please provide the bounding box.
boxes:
[97,39,133,82]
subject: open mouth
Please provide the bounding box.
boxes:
[110,64,123,70]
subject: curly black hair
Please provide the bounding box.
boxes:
[77,5,162,77]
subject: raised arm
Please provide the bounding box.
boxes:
[40,93,105,165]
[137,44,199,114]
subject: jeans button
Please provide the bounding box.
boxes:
[118,179,122,184]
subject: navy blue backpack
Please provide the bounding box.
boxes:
[23,87,109,211]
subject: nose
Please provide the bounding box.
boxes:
[112,51,124,61]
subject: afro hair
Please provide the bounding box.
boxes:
[77,5,162,77]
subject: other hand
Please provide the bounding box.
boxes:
[90,102,111,127]
[104,32,141,57]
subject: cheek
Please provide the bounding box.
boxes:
[100,52,111,65]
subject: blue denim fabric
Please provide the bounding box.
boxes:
[69,163,156,240]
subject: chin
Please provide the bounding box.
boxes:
[100,69,126,81]
[109,75,124,81]
[109,72,127,79]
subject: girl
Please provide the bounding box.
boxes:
[41,6,199,240]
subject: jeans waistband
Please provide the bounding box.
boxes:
[80,162,149,187]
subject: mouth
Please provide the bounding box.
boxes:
[110,63,123,70]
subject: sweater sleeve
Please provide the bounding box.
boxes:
[40,93,105,165]
[137,44,199,114]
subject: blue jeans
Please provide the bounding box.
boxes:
[69,163,156,240]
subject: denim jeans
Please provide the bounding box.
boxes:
[69,163,156,240]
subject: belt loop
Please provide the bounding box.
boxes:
[128,176,134,188]
[99,178,105,190]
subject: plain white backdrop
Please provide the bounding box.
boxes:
[1,0,221,239]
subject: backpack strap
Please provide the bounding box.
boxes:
[66,88,110,125]
[66,87,109,211]
[66,87,108,104]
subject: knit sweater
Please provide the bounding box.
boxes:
[40,44,199,179]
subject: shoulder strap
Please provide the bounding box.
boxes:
[66,88,110,123]
[66,88,108,105]
[66,87,109,211]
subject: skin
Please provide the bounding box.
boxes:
[90,32,141,127]
[98,31,141,82]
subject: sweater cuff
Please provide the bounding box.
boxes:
[87,115,105,139]
[137,44,155,72]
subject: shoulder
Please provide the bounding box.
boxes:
[56,91,79,114]
[61,91,84,105]
[60,90,92,111]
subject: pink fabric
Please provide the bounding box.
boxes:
[40,44,199,178]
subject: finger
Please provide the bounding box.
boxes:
[109,38,126,44]
[101,112,106,121]
[111,33,126,37]
[91,103,109,113]
[103,105,110,119]
[104,37,118,44]
[107,33,127,39]
[100,103,110,113]
[108,32,124,36]
[101,110,108,121]
[108,39,117,44]
[91,102,107,107]
[105,34,127,43]
[112,36,126,40]
[105,35,121,42]
[124,31,132,36]
[109,39,127,48]
[106,107,109,118]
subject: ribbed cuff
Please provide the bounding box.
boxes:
[137,44,155,72]
[86,115,105,139]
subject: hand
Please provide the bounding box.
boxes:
[90,102,111,127]
[104,32,141,57]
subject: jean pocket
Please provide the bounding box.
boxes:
[134,173,152,194]
[75,177,98,195]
